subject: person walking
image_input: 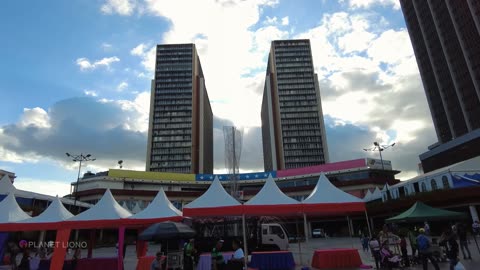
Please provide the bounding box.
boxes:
[457,223,472,260]
[400,235,410,267]
[369,236,381,269]
[417,228,439,270]
[440,229,459,270]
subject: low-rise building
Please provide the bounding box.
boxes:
[71,158,400,213]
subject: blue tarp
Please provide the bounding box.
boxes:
[0,195,33,206]
[0,233,8,263]
[452,173,480,188]
[196,171,277,181]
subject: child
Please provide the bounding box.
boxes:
[361,235,369,252]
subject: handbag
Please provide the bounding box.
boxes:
[454,261,466,270]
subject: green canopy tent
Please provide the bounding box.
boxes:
[385,201,467,223]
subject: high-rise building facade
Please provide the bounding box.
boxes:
[261,39,329,171]
[146,44,213,174]
[400,0,480,172]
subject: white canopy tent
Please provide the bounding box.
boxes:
[363,190,373,202]
[65,189,131,228]
[20,196,74,223]
[0,192,31,223]
[129,188,182,221]
[183,176,243,217]
[302,173,369,240]
[243,174,301,215]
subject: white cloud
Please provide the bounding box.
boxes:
[75,56,120,71]
[84,90,98,97]
[14,178,71,197]
[101,0,135,15]
[281,16,289,26]
[264,16,278,25]
[19,108,51,128]
[117,81,128,91]
[101,42,113,50]
[348,0,400,10]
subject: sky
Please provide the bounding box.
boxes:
[0,0,437,197]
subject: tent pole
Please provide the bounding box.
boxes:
[295,216,303,266]
[242,214,248,270]
[117,226,125,270]
[365,210,372,238]
[303,213,309,244]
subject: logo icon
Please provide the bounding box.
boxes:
[19,240,28,248]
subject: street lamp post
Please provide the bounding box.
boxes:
[66,152,96,207]
[363,142,395,200]
[363,142,395,170]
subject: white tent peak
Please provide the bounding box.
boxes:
[0,175,16,193]
[21,196,73,223]
[130,188,182,219]
[303,173,363,204]
[132,202,142,214]
[0,192,31,223]
[68,189,131,221]
[363,189,373,201]
[245,174,298,205]
[184,176,240,209]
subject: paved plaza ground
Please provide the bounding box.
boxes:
[84,236,480,270]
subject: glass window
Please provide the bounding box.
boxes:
[270,226,285,239]
[431,179,438,191]
[421,182,427,192]
[442,176,450,189]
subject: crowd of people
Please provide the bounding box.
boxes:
[363,220,479,270]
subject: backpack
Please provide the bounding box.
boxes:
[417,235,430,252]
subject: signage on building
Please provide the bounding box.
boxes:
[366,158,392,170]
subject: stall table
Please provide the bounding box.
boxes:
[311,248,362,269]
[136,255,166,270]
[196,251,234,270]
[249,251,295,270]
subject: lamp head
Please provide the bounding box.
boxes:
[66,153,70,157]
[86,154,91,158]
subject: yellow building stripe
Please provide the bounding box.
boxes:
[108,169,195,182]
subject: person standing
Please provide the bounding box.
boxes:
[228,239,244,270]
[472,220,480,236]
[183,239,197,270]
[361,235,369,252]
[408,228,418,258]
[416,228,439,270]
[211,239,225,270]
[423,222,430,236]
[151,252,165,270]
[440,229,459,270]
[457,223,472,260]
[400,235,410,267]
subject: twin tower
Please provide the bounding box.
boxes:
[146,40,329,174]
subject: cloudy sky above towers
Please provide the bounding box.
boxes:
[0,0,436,196]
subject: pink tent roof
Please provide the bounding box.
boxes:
[302,173,365,215]
[127,188,182,224]
[277,159,366,177]
[183,176,243,217]
[0,193,30,223]
[244,175,301,215]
